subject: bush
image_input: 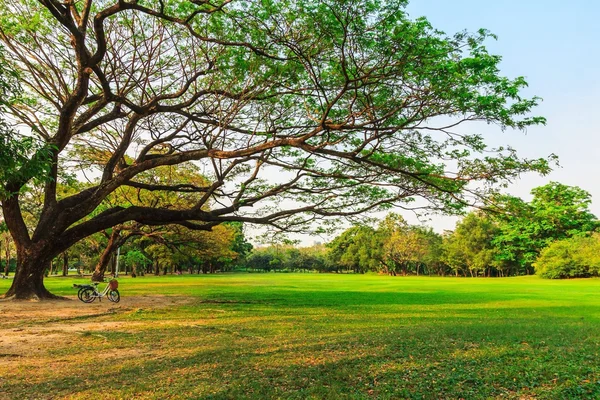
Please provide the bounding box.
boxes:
[534,235,600,278]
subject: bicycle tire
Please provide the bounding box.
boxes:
[108,289,120,303]
[77,286,95,301]
[80,288,96,303]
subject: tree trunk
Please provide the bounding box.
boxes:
[92,229,123,282]
[3,250,61,300]
[154,260,160,276]
[109,254,116,275]
[92,228,132,282]
[4,236,10,276]
[62,252,68,276]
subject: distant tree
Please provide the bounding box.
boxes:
[122,250,151,277]
[327,214,444,276]
[245,247,285,273]
[226,222,253,269]
[442,212,500,277]
[493,183,598,274]
[245,250,270,273]
[327,225,381,273]
[298,245,330,273]
[376,214,442,276]
[0,222,14,276]
[414,227,445,276]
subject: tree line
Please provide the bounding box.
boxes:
[245,182,599,279]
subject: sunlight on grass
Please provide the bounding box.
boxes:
[1,274,599,399]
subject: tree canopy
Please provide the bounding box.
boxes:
[492,182,598,274]
[0,0,552,298]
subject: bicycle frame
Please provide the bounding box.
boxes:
[74,279,120,303]
[89,281,111,301]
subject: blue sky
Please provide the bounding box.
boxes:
[399,0,600,231]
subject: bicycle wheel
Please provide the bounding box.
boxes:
[108,289,120,303]
[80,288,96,303]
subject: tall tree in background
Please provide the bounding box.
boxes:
[379,214,441,276]
[0,0,552,299]
[493,183,598,274]
[442,212,499,277]
[327,225,381,273]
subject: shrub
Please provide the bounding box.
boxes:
[534,235,600,278]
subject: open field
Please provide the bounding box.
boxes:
[1,274,599,399]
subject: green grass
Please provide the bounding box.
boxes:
[1,274,600,399]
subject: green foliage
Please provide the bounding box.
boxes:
[123,250,151,269]
[245,244,330,273]
[225,222,253,260]
[0,46,55,200]
[327,213,444,275]
[442,212,500,277]
[327,225,382,273]
[1,0,553,220]
[323,182,599,279]
[534,235,600,279]
[493,182,598,274]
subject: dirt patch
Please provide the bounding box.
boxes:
[0,295,194,361]
[0,295,192,322]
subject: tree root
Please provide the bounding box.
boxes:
[0,293,71,302]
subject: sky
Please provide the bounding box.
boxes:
[405,0,600,197]
[275,0,600,246]
[400,0,600,231]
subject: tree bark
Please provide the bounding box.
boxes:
[3,250,61,300]
[92,229,124,281]
[62,252,68,276]
[109,254,116,275]
[4,236,10,276]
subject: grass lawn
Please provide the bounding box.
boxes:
[1,274,599,399]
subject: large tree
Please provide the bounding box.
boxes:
[0,0,552,299]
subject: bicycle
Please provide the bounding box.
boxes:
[73,278,120,303]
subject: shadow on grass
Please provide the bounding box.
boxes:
[5,313,600,400]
